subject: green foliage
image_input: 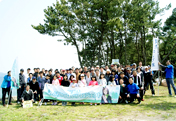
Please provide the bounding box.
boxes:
[32,0,173,67]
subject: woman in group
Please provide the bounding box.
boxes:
[89,76,98,106]
[108,75,116,86]
[78,74,87,104]
[69,75,75,83]
[61,75,70,106]
[85,71,91,86]
[52,75,60,105]
[98,74,107,86]
[69,78,78,106]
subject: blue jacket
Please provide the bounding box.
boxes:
[165,65,174,79]
[38,77,50,90]
[1,75,12,88]
[127,83,139,94]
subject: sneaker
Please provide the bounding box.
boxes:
[152,94,155,96]
[45,102,47,105]
[125,100,128,104]
[90,103,92,106]
[95,103,97,106]
[17,101,20,104]
[3,104,6,107]
[39,101,42,106]
[138,101,141,104]
[142,99,144,101]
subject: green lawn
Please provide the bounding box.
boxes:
[1,85,176,121]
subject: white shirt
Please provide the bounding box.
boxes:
[25,73,29,83]
[78,79,87,87]
[108,81,116,85]
[98,78,107,86]
[69,83,78,87]
[86,76,91,86]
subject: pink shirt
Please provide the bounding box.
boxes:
[89,81,98,86]
[52,79,60,85]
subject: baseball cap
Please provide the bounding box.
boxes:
[80,74,84,77]
[72,78,76,81]
[32,77,36,80]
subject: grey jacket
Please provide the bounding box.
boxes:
[19,73,26,86]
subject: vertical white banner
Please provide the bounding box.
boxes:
[151,38,159,71]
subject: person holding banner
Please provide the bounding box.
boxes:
[159,60,176,97]
[21,85,34,106]
[69,78,78,106]
[1,71,13,106]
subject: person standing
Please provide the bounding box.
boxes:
[17,69,26,104]
[159,60,176,97]
[1,71,13,106]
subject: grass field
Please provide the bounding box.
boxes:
[1,84,176,121]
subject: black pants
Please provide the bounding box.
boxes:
[139,89,144,99]
[17,85,25,101]
[118,94,127,103]
[38,89,43,100]
[144,80,155,94]
[127,94,141,103]
[2,87,12,105]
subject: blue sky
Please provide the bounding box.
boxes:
[0,0,176,73]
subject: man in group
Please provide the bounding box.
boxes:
[1,71,13,106]
[127,77,141,104]
[48,70,53,84]
[75,68,80,82]
[21,85,34,106]
[33,68,39,79]
[25,68,31,84]
[159,60,176,97]
[100,67,106,75]
[56,72,63,84]
[143,66,155,96]
[90,68,95,77]
[17,69,26,104]
[38,71,49,101]
[67,68,76,79]
[29,77,39,102]
[118,72,129,85]
[138,61,144,71]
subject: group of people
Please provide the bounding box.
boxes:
[1,60,176,107]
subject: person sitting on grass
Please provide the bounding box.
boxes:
[21,85,34,106]
[127,77,141,104]
[118,79,128,104]
[69,78,78,106]
[89,76,98,106]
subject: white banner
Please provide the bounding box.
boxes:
[151,38,159,71]
[43,84,120,103]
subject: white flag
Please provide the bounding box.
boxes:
[151,38,159,71]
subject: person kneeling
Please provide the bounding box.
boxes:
[118,79,128,104]
[21,85,34,106]
[127,77,141,104]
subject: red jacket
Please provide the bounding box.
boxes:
[57,76,63,85]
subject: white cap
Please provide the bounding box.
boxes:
[80,74,84,77]
[96,65,99,68]
[106,69,111,72]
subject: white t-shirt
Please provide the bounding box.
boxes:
[78,79,87,87]
[98,78,107,86]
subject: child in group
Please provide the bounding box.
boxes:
[108,76,116,86]
[78,74,87,104]
[127,77,141,104]
[52,75,60,105]
[89,76,98,106]
[69,78,78,106]
[69,75,75,83]
[98,74,107,86]
[61,75,70,106]
[118,79,128,104]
